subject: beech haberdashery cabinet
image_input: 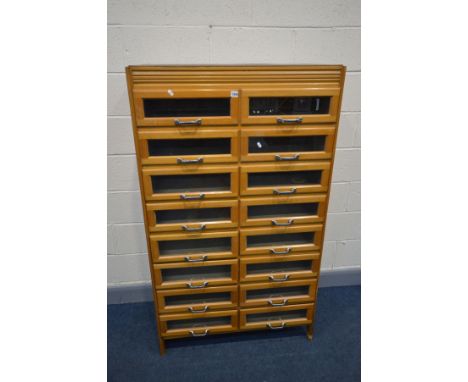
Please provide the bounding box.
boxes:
[125,65,346,355]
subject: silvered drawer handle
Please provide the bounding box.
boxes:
[268,299,288,307]
[273,188,296,195]
[186,281,208,289]
[189,306,209,313]
[177,157,204,164]
[182,224,206,232]
[180,193,205,200]
[189,329,209,337]
[184,255,207,262]
[267,322,286,330]
[271,219,294,227]
[174,118,202,126]
[277,117,303,124]
[275,154,300,161]
[270,247,291,255]
[268,274,290,282]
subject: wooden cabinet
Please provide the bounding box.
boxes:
[126,65,346,354]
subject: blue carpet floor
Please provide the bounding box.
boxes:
[108,286,360,382]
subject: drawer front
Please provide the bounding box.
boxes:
[142,164,239,201]
[159,309,238,338]
[240,304,314,331]
[241,126,335,162]
[146,199,239,233]
[150,230,238,263]
[239,253,320,283]
[241,87,340,125]
[138,128,239,165]
[240,279,317,308]
[240,224,323,256]
[240,162,330,196]
[133,87,239,126]
[240,194,327,227]
[154,259,238,290]
[156,285,238,314]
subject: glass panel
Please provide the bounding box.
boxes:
[152,173,230,193]
[247,232,314,248]
[247,309,307,323]
[248,203,318,219]
[248,171,321,188]
[249,97,330,116]
[246,286,310,300]
[167,316,231,330]
[165,292,231,307]
[143,98,230,118]
[162,265,231,282]
[158,237,231,256]
[156,207,231,224]
[148,138,231,157]
[248,136,326,153]
[246,260,312,275]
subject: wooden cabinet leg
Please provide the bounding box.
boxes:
[307,324,313,341]
[159,338,166,355]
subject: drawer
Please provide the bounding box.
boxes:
[156,285,238,314]
[138,128,239,165]
[146,199,238,233]
[240,162,330,196]
[240,304,314,331]
[240,224,323,256]
[240,194,327,227]
[150,230,238,263]
[159,309,238,339]
[142,164,239,201]
[239,253,320,283]
[132,86,239,127]
[154,259,238,290]
[240,279,317,308]
[240,87,340,125]
[240,126,335,162]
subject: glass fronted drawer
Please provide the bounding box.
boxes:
[239,304,314,331]
[240,126,335,162]
[240,87,340,125]
[142,164,239,201]
[239,253,320,283]
[153,259,238,290]
[240,224,323,256]
[146,199,238,233]
[132,87,239,126]
[240,162,330,196]
[240,194,327,227]
[240,279,317,308]
[156,285,238,314]
[150,230,238,263]
[138,128,239,165]
[159,310,238,339]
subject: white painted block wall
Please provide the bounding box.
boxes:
[107,0,361,285]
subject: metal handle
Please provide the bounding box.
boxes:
[177,157,203,164]
[267,322,286,330]
[275,154,300,161]
[273,188,297,195]
[189,306,208,313]
[271,219,294,227]
[186,281,208,289]
[268,274,290,282]
[189,329,209,337]
[184,255,207,263]
[276,117,303,124]
[270,247,291,255]
[174,118,202,126]
[180,193,205,200]
[182,224,206,232]
[268,299,288,307]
